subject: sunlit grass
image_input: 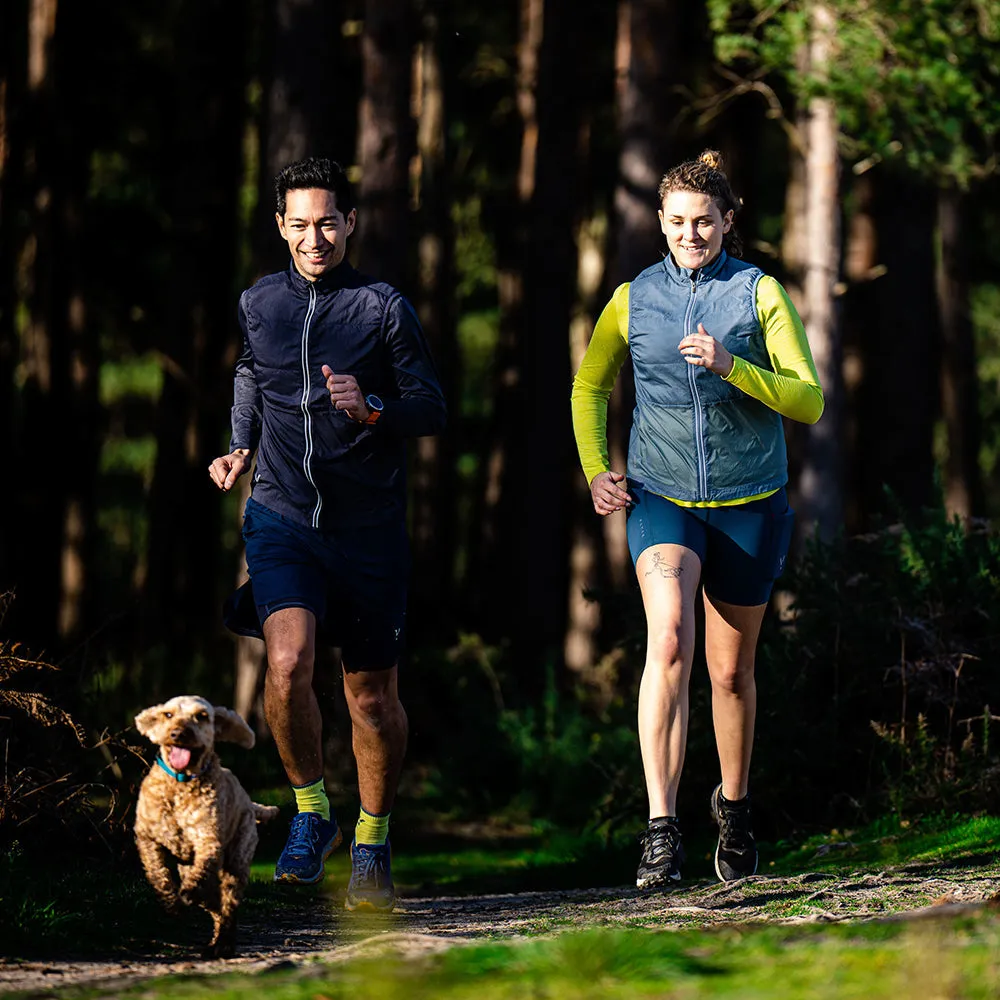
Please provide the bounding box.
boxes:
[84,914,1000,999]
[768,813,1000,876]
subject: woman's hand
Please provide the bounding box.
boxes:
[590,470,631,516]
[678,323,734,377]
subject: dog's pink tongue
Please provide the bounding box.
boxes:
[168,747,192,770]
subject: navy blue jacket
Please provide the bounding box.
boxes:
[230,261,447,530]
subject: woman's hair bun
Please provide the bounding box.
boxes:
[698,149,725,171]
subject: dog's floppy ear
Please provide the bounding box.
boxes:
[213,706,255,748]
[134,704,166,741]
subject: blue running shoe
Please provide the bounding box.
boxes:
[345,839,396,911]
[274,812,342,884]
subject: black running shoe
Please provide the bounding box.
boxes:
[710,784,758,881]
[636,817,685,889]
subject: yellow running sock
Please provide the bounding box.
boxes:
[355,806,390,845]
[292,778,331,821]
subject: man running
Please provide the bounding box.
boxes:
[209,157,446,911]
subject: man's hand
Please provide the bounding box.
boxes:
[678,322,734,377]
[590,470,631,516]
[321,365,370,422]
[208,449,251,492]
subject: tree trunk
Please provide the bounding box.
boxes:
[857,171,940,522]
[144,1,245,656]
[565,216,614,692]
[1,0,63,650]
[469,0,539,643]
[839,168,879,531]
[794,3,843,543]
[937,186,983,522]
[355,0,413,291]
[254,0,357,277]
[474,0,585,680]
[0,0,28,605]
[408,1,459,643]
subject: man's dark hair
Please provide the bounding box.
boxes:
[274,157,356,217]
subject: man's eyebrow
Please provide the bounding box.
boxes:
[286,215,340,224]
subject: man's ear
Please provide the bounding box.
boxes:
[345,208,357,237]
[276,211,287,240]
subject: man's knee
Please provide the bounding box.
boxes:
[344,670,402,729]
[710,660,755,696]
[265,642,314,689]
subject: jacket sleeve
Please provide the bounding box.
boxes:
[374,293,448,437]
[229,291,263,453]
[723,276,825,425]
[571,283,630,484]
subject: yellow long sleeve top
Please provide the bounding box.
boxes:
[571,275,824,506]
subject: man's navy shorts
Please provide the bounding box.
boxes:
[235,496,409,671]
[625,485,794,607]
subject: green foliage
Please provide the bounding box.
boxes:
[710,0,1000,185]
[495,664,641,832]
[404,638,643,834]
[754,500,1000,829]
[974,282,1000,512]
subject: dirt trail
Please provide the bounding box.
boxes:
[3,858,998,996]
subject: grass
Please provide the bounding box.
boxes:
[767,813,1000,875]
[19,912,1000,999]
[3,812,1000,996]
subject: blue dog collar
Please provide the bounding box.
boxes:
[156,754,207,782]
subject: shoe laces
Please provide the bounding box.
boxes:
[353,844,389,886]
[639,821,682,865]
[285,812,322,856]
[717,795,753,852]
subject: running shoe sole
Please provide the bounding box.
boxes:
[344,892,396,912]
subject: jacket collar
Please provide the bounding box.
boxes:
[662,249,729,285]
[287,259,357,296]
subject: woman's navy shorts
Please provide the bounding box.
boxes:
[625,485,794,607]
[237,496,409,671]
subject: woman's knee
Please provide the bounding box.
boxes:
[645,623,690,669]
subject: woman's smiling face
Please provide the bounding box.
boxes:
[658,189,733,271]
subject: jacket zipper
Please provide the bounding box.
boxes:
[299,283,323,527]
[683,273,708,499]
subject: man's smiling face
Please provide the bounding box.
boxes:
[276,187,356,281]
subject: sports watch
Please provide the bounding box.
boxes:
[363,394,384,425]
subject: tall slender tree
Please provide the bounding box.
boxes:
[144,1,247,656]
[409,0,460,642]
[355,0,414,291]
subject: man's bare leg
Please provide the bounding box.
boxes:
[342,663,406,911]
[342,664,407,815]
[262,607,323,785]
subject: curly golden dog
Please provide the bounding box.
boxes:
[133,695,279,957]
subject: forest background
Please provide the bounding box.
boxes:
[3,0,1000,862]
